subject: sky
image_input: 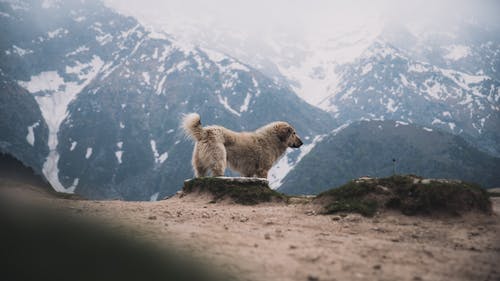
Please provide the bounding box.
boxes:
[104,0,500,37]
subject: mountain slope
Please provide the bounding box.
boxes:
[278,120,500,195]
[318,40,500,156]
[0,0,334,200]
[0,69,49,176]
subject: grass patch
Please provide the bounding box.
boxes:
[315,175,492,217]
[183,177,288,205]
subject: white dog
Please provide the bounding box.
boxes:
[182,113,303,178]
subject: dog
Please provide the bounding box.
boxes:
[182,113,303,178]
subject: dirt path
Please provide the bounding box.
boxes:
[38,192,500,281]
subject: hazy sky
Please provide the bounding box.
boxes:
[104,0,500,36]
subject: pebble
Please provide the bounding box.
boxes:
[307,275,319,281]
[148,215,157,220]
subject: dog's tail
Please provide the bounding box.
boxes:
[182,113,204,141]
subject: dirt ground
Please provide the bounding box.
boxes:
[2,184,500,281]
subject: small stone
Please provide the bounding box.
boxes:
[413,276,423,281]
[264,218,275,225]
[331,216,341,221]
[289,245,297,249]
[307,275,319,281]
[373,264,381,270]
[240,216,249,222]
[148,215,157,220]
[305,210,316,216]
[202,212,210,219]
[264,233,271,240]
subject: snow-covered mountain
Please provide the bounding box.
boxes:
[319,40,500,156]
[0,0,333,199]
[132,7,500,157]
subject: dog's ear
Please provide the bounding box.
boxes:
[277,124,292,142]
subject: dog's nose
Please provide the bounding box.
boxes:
[298,138,303,147]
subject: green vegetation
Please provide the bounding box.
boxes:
[315,175,492,217]
[183,177,288,205]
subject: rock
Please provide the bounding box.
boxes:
[305,210,316,216]
[182,177,287,205]
[147,215,157,220]
[373,264,382,270]
[264,233,271,240]
[307,275,319,281]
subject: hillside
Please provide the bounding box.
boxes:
[1,176,498,281]
[279,120,500,195]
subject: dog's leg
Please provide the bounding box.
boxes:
[194,165,208,177]
[210,143,227,177]
[192,143,208,177]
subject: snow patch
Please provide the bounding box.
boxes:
[395,121,409,127]
[47,28,68,39]
[150,140,168,164]
[361,63,372,75]
[115,150,123,164]
[444,45,470,61]
[204,48,226,62]
[142,72,150,85]
[85,147,93,159]
[74,16,86,22]
[17,56,104,193]
[156,75,167,94]
[67,178,79,192]
[96,34,113,45]
[269,134,325,189]
[66,46,89,57]
[26,121,40,146]
[217,95,240,116]
[239,93,252,113]
[12,45,33,56]
[386,98,397,113]
[70,141,77,151]
[150,192,159,202]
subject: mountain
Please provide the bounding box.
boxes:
[318,40,500,156]
[0,0,334,200]
[136,8,500,158]
[278,120,500,195]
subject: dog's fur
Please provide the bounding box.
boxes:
[182,113,303,178]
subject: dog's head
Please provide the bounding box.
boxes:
[276,122,303,148]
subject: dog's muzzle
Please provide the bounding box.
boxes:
[291,138,303,148]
